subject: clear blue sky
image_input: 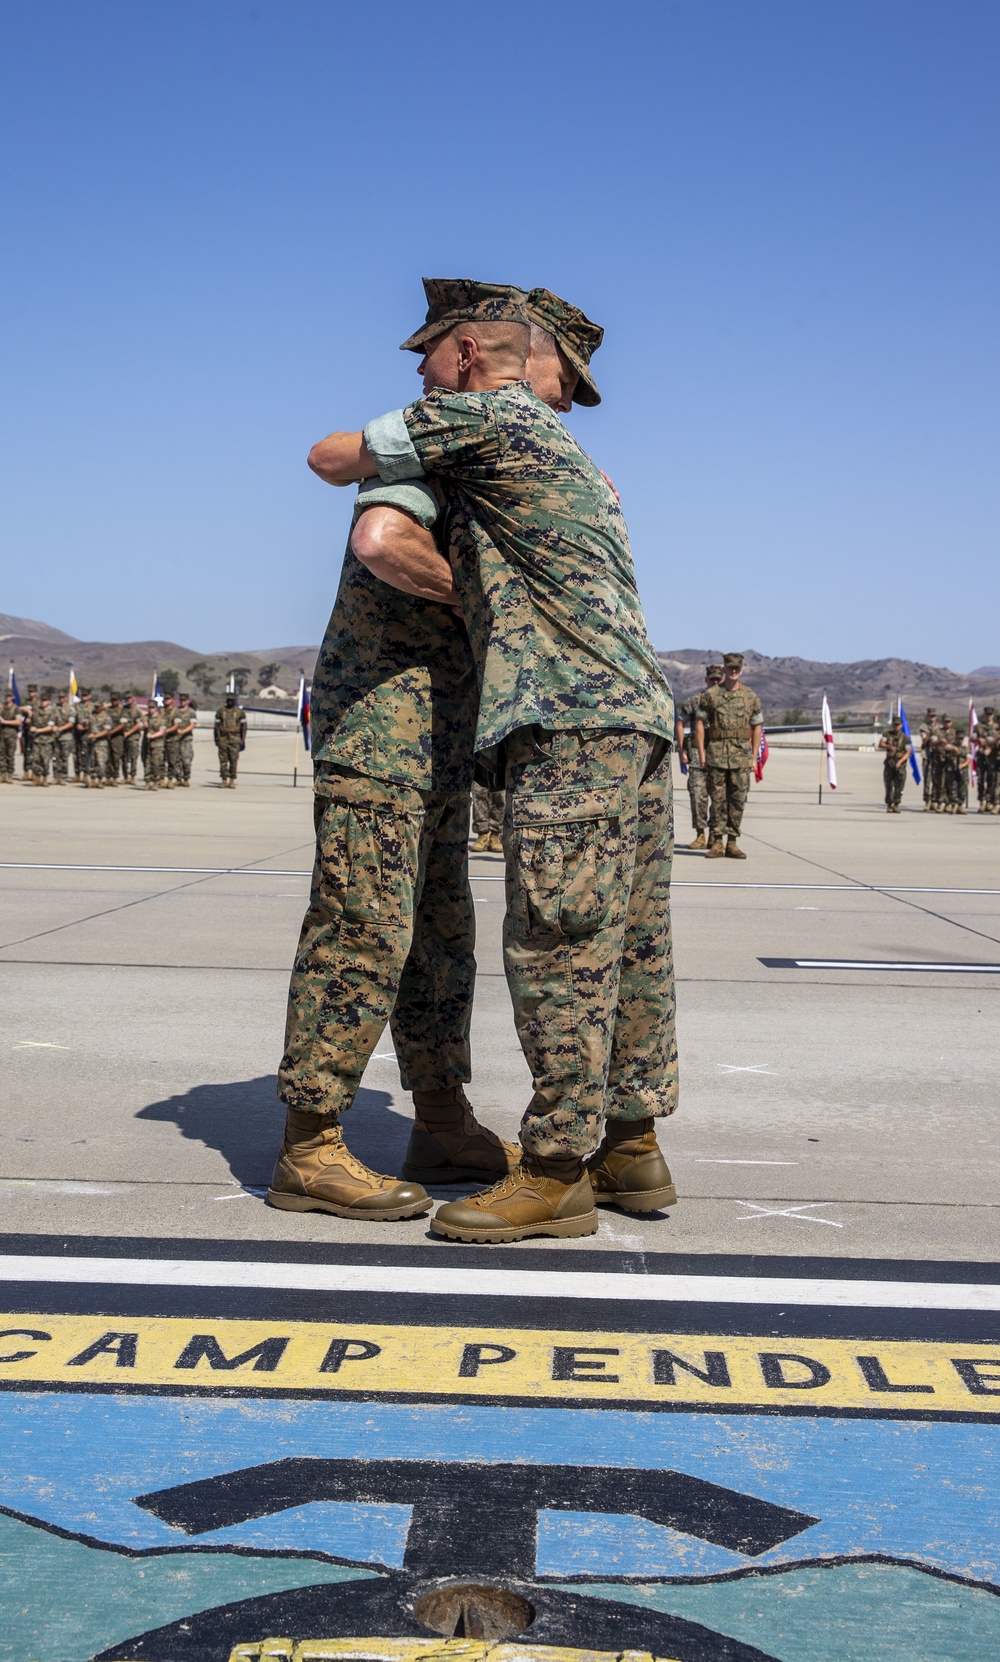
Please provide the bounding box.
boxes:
[1,0,997,668]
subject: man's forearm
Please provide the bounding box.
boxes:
[351,506,460,607]
[308,431,380,486]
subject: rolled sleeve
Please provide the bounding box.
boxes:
[363,409,425,483]
[351,478,440,530]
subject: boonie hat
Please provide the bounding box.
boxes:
[400,279,530,354]
[524,287,604,407]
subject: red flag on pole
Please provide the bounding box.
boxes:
[822,696,837,790]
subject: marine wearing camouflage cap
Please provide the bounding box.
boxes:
[704,663,723,679]
[400,278,530,353]
[723,652,744,669]
[524,287,604,406]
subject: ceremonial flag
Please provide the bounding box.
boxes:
[754,726,769,783]
[297,677,311,752]
[821,695,837,789]
[68,667,78,701]
[969,700,978,785]
[151,672,164,706]
[7,665,19,705]
[898,699,921,785]
[227,672,236,696]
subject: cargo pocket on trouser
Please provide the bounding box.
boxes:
[508,787,623,941]
[505,788,625,1160]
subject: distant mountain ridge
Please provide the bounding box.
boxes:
[3,613,998,714]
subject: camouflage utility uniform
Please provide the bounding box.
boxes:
[214,701,246,784]
[29,701,56,782]
[919,713,941,810]
[74,697,94,783]
[677,691,713,839]
[697,684,763,842]
[175,699,196,784]
[471,781,504,846]
[879,721,910,811]
[0,696,19,780]
[940,722,968,812]
[122,700,144,781]
[144,706,167,787]
[973,710,998,812]
[52,699,76,781]
[278,479,480,1121]
[89,705,113,784]
[106,700,126,783]
[365,381,676,1162]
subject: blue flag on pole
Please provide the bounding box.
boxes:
[899,699,921,785]
[8,666,20,705]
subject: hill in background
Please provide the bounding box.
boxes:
[3,614,998,718]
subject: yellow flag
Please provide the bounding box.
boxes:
[68,668,78,698]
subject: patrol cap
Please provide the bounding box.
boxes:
[399,279,530,353]
[704,663,723,678]
[524,287,604,407]
[925,707,937,717]
[723,653,744,669]
[984,705,995,715]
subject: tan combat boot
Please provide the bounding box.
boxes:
[402,1087,520,1184]
[267,1109,431,1219]
[487,832,503,853]
[470,832,490,853]
[705,837,725,858]
[588,1117,677,1212]
[725,837,747,858]
[687,832,706,849]
[431,1156,598,1243]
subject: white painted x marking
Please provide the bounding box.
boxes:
[735,1200,843,1228]
[717,1063,776,1075]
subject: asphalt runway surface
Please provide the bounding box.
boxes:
[1,734,997,1661]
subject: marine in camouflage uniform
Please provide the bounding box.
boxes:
[695,654,763,858]
[919,709,940,810]
[214,696,246,785]
[878,715,911,811]
[74,691,93,783]
[675,664,722,848]
[88,702,114,785]
[273,290,605,1221]
[162,697,180,786]
[143,703,167,787]
[471,781,504,852]
[52,694,76,783]
[973,707,997,812]
[122,697,143,782]
[939,718,968,813]
[0,694,19,781]
[354,279,677,1241]
[20,686,38,775]
[105,697,126,783]
[28,697,56,784]
[175,695,196,784]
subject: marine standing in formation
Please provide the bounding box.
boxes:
[0,692,19,781]
[694,653,763,859]
[973,708,999,812]
[0,688,221,788]
[214,694,246,787]
[878,715,911,812]
[675,663,723,848]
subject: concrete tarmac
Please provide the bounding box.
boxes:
[1,733,997,1258]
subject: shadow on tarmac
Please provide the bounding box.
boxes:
[136,1077,406,1189]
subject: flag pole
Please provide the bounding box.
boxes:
[293,723,300,789]
[818,703,824,806]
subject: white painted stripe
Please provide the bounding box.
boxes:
[3,865,999,897]
[790,960,1000,974]
[0,1255,995,1310]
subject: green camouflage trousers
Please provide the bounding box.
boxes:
[53,734,75,779]
[884,759,906,808]
[502,727,677,1161]
[472,781,504,835]
[686,763,711,833]
[216,737,241,781]
[708,766,751,839]
[0,732,17,775]
[278,767,476,1117]
[30,737,54,780]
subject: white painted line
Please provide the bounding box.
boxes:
[788,960,1000,974]
[735,1202,843,1229]
[2,865,1000,897]
[694,1159,799,1166]
[0,1254,996,1310]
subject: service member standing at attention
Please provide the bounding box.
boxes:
[0,692,19,782]
[175,693,197,785]
[470,781,504,852]
[878,714,911,812]
[20,684,38,776]
[695,653,763,859]
[162,696,180,787]
[105,696,126,784]
[28,695,56,785]
[143,700,167,788]
[88,701,113,786]
[122,696,143,783]
[318,278,678,1242]
[214,694,246,787]
[675,663,722,848]
[74,689,93,783]
[52,693,76,784]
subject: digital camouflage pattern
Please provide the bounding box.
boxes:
[0,697,20,779]
[214,701,246,782]
[29,701,56,780]
[398,277,530,354]
[678,693,711,835]
[278,768,475,1116]
[502,728,677,1160]
[696,683,763,769]
[144,705,167,785]
[880,722,910,809]
[471,781,504,836]
[311,481,477,792]
[366,381,674,753]
[708,767,752,840]
[524,286,604,406]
